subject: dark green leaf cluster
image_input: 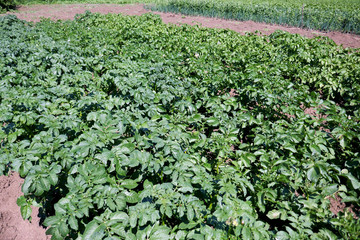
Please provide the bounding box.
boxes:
[0,11,359,239]
[0,0,16,13]
[149,0,360,34]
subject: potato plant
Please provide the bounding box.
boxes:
[0,12,359,239]
[149,0,360,34]
[0,0,16,12]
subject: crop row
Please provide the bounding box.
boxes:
[0,12,360,239]
[148,0,360,34]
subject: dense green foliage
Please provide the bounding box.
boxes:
[149,0,360,34]
[1,12,360,239]
[0,0,16,12]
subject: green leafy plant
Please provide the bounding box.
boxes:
[0,0,16,12]
[0,11,359,239]
[148,0,360,34]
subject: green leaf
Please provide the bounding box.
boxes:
[307,166,320,182]
[83,221,106,240]
[187,206,194,221]
[318,144,328,153]
[39,177,51,192]
[179,222,198,230]
[59,220,69,237]
[206,117,219,126]
[115,195,127,210]
[322,184,338,196]
[124,190,139,204]
[257,191,265,212]
[310,144,321,154]
[243,153,256,163]
[121,179,138,189]
[341,196,359,203]
[143,179,153,189]
[20,205,32,220]
[190,114,202,122]
[43,215,61,227]
[275,231,290,240]
[178,186,193,193]
[253,135,264,145]
[21,176,34,195]
[110,212,129,223]
[48,172,59,186]
[107,198,116,210]
[242,227,251,239]
[8,133,17,143]
[114,142,135,155]
[46,227,62,240]
[339,137,346,148]
[175,230,187,239]
[318,229,338,240]
[283,144,297,153]
[150,226,171,240]
[16,196,27,207]
[130,213,137,228]
[343,173,360,190]
[68,215,78,231]
[266,210,281,219]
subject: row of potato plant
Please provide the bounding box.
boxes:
[0,12,359,239]
[148,0,360,34]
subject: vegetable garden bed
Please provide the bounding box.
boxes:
[0,9,360,240]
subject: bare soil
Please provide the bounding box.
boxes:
[1,3,359,240]
[0,172,50,240]
[4,3,360,48]
[327,193,359,219]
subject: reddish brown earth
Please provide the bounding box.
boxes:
[4,3,360,48]
[327,193,359,219]
[0,172,50,240]
[1,3,359,240]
